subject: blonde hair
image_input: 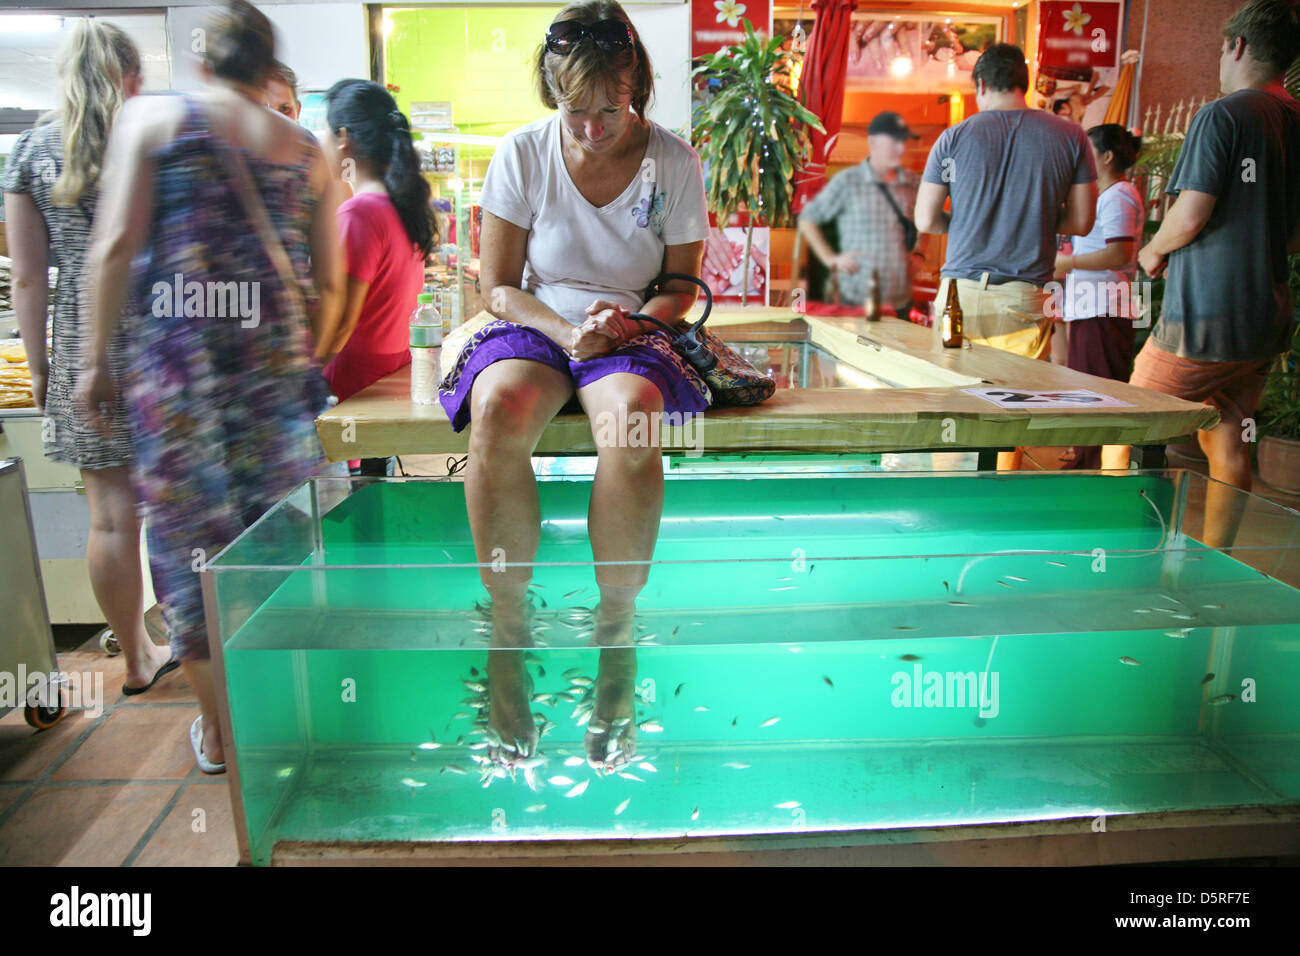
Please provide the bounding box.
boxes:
[534,1,653,121]
[49,20,140,207]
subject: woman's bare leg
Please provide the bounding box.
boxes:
[577,373,666,768]
[80,467,172,688]
[465,359,573,758]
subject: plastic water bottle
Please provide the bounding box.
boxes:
[410,293,441,406]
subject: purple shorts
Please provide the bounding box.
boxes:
[438,319,712,432]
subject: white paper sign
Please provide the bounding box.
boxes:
[962,388,1135,409]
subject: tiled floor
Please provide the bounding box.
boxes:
[0,651,239,866]
[3,450,1295,866]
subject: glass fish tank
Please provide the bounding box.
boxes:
[202,469,1300,866]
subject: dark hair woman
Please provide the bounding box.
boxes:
[320,79,436,475]
[1054,123,1145,470]
[74,0,346,773]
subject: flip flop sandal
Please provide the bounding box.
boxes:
[190,716,226,774]
[122,656,180,696]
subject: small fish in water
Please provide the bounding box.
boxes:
[618,772,643,782]
[463,680,486,693]
[1200,673,1215,685]
[565,780,590,798]
[769,586,797,592]
[563,588,585,599]
[894,626,917,632]
[1119,657,1142,666]
[418,742,440,751]
[469,666,479,677]
[731,716,738,728]
[563,667,583,679]
[638,762,658,773]
[525,804,546,813]
[638,719,664,733]
[942,581,950,592]
[694,705,710,713]
[401,777,426,788]
[531,693,552,704]
[899,654,921,662]
[1165,630,1190,639]
[452,712,474,721]
[674,683,686,697]
[690,806,700,821]
[672,626,680,637]
[823,676,834,689]
[1202,603,1224,610]
[1171,614,1197,621]
[760,716,781,728]
[996,580,1015,589]
[723,762,751,770]
[441,765,467,776]
[570,676,595,688]
[1047,560,1068,568]
[947,601,973,607]
[775,801,801,810]
[1207,694,1236,706]
[549,775,575,787]
[1132,609,1152,614]
[614,798,631,816]
[564,756,585,767]
[1005,575,1028,583]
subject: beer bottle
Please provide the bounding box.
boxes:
[940,279,964,348]
[865,269,882,322]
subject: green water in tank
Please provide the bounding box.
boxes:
[214,475,1300,864]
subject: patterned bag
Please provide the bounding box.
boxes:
[633,274,775,407]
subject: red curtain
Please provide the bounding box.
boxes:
[793,0,858,212]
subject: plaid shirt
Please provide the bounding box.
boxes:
[801,160,918,308]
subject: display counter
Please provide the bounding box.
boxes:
[315,307,1218,462]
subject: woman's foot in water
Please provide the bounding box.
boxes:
[585,600,638,771]
[486,598,538,763]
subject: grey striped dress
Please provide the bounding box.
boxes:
[2,119,134,469]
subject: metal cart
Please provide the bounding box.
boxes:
[0,457,66,728]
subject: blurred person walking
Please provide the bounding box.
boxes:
[76,0,346,773]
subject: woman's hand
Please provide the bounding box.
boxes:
[73,359,117,438]
[1053,252,1074,278]
[29,367,48,412]
[567,300,629,361]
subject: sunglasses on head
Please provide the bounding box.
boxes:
[545,18,633,55]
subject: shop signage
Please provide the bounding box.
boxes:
[1037,1,1123,77]
[692,0,772,58]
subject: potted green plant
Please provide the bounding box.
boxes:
[690,20,822,304]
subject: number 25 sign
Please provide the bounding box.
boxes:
[962,387,1134,409]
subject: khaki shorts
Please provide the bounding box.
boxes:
[1129,340,1273,430]
[938,274,1053,360]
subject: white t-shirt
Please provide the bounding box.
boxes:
[479,114,709,326]
[1063,180,1144,321]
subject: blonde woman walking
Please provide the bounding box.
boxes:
[3,20,177,696]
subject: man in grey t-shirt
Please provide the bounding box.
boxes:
[1133,0,1300,527]
[915,43,1097,470]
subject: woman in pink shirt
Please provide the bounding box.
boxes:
[321,79,438,474]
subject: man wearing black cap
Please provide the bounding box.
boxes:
[797,110,929,313]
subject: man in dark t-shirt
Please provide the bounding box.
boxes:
[916,43,1097,471]
[1133,0,1300,542]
